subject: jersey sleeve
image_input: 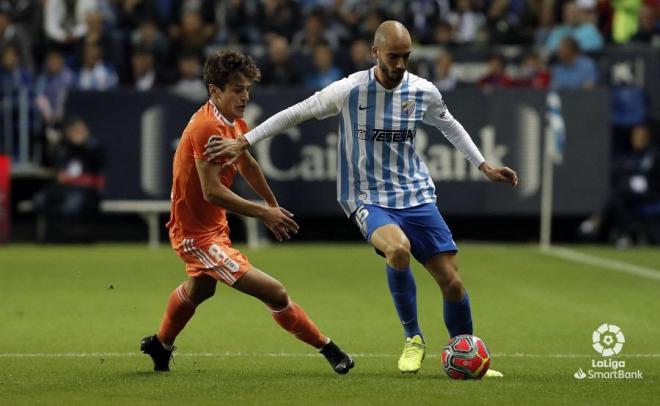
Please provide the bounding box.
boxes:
[244,76,355,145]
[422,85,486,168]
[189,120,222,160]
[308,77,355,119]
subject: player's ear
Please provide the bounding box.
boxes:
[371,45,378,59]
[209,84,221,99]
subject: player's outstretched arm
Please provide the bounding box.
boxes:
[203,94,317,167]
[195,158,299,241]
[204,77,354,166]
[479,161,518,187]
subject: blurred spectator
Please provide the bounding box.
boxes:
[292,11,339,55]
[346,38,373,72]
[487,0,528,44]
[357,9,387,40]
[433,51,457,92]
[168,0,215,41]
[545,1,604,52]
[550,37,597,89]
[448,0,486,45]
[259,35,303,86]
[130,18,168,61]
[517,51,550,89]
[477,52,514,89]
[44,0,99,54]
[78,10,115,63]
[130,47,158,91]
[304,44,343,90]
[0,9,33,70]
[580,125,660,246]
[0,0,40,38]
[113,0,162,32]
[76,43,118,90]
[260,0,302,40]
[171,53,205,100]
[125,18,169,84]
[611,0,642,43]
[631,4,660,44]
[215,0,263,45]
[432,20,456,48]
[402,0,445,44]
[35,49,75,126]
[534,3,555,47]
[329,0,370,38]
[169,9,210,59]
[610,62,647,154]
[0,43,32,89]
[33,116,105,242]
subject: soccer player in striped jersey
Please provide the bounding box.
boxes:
[140,50,353,374]
[205,22,517,376]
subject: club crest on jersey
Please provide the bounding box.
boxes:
[356,124,368,140]
[402,100,416,116]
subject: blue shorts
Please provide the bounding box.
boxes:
[351,203,458,265]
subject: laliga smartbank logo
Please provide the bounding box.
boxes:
[592,323,625,356]
[573,323,643,380]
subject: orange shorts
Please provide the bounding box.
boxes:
[176,237,251,286]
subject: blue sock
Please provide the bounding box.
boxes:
[443,291,473,338]
[386,264,422,339]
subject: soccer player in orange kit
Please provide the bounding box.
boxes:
[140,50,354,374]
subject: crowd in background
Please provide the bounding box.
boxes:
[0,0,658,100]
[1,0,659,245]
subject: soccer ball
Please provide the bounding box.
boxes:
[441,334,491,380]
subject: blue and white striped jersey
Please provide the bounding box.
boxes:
[306,68,485,216]
[245,67,485,217]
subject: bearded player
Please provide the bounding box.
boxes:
[139,50,353,374]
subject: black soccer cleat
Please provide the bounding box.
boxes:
[320,340,355,375]
[140,334,173,371]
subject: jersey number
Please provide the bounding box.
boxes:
[354,206,370,238]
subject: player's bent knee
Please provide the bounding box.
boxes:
[186,277,217,304]
[267,282,289,310]
[445,277,464,301]
[386,244,411,269]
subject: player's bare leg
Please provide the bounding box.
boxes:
[141,275,217,371]
[425,253,503,378]
[233,266,354,375]
[371,224,426,373]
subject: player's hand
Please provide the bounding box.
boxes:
[480,162,518,187]
[204,135,249,168]
[260,206,299,242]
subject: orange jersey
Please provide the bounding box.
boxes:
[166,100,248,249]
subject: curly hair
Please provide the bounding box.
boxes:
[203,50,261,93]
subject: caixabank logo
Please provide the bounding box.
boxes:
[574,323,644,380]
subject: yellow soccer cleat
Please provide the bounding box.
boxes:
[397,335,426,373]
[484,368,504,378]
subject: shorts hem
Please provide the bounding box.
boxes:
[415,246,458,265]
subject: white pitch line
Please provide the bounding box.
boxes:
[1,352,659,359]
[543,247,660,282]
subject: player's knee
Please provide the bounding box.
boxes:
[191,284,216,304]
[386,244,411,269]
[268,282,289,310]
[445,276,464,301]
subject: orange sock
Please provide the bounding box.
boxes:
[269,300,329,349]
[157,283,197,346]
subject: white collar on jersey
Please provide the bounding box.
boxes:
[209,99,235,127]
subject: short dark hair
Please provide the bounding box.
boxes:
[203,50,261,93]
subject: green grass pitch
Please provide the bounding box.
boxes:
[1,243,659,405]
